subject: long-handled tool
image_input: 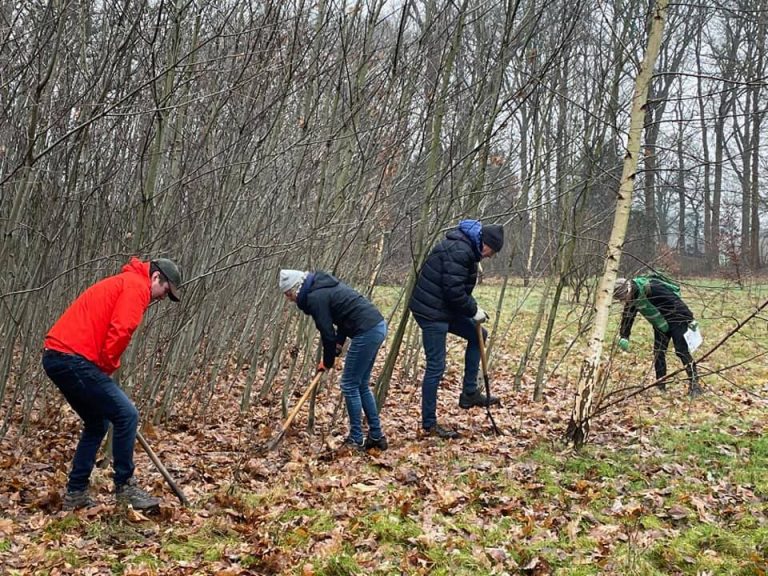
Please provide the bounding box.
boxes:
[476,323,502,435]
[265,371,324,451]
[136,430,191,507]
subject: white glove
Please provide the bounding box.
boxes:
[473,307,488,323]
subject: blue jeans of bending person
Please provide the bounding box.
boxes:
[416,315,487,430]
[340,320,387,444]
[42,350,139,492]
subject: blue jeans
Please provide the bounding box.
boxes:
[416,316,487,430]
[340,320,387,444]
[42,350,139,491]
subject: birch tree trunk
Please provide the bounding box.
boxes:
[565,0,669,448]
[750,9,765,269]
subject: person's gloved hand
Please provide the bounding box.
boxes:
[473,307,488,323]
[618,338,630,352]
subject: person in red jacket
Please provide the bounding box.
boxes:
[42,257,181,510]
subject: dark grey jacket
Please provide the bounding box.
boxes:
[297,271,383,367]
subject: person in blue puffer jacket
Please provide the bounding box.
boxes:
[280,269,388,452]
[409,220,504,439]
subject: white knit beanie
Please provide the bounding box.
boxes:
[279,269,307,293]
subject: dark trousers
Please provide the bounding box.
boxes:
[42,350,139,492]
[652,322,697,384]
[415,316,487,430]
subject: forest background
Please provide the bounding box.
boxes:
[1,0,768,574]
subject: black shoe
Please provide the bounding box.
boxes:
[62,489,96,511]
[688,384,703,398]
[423,424,460,439]
[342,437,365,452]
[459,390,500,409]
[115,478,161,510]
[363,435,388,451]
[656,383,667,391]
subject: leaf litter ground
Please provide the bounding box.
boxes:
[2,283,768,575]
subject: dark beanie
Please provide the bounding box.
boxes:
[482,224,504,252]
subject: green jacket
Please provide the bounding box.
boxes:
[619,278,693,337]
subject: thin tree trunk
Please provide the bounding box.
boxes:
[750,10,765,268]
[566,0,669,448]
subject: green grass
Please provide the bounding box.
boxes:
[42,515,82,540]
[125,552,160,568]
[648,522,766,575]
[85,515,150,544]
[45,548,83,568]
[161,521,238,562]
[115,552,160,576]
[275,508,335,547]
[310,548,361,576]
[475,429,767,575]
[363,511,421,544]
[655,422,768,495]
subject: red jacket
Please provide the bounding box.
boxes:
[44,258,152,375]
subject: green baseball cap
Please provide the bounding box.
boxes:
[153,258,182,302]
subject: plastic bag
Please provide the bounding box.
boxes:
[684,323,703,352]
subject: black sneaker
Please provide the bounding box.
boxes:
[363,435,388,451]
[459,390,500,409]
[423,424,460,439]
[62,489,96,511]
[115,478,161,510]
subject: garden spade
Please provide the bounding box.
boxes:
[476,323,502,435]
[265,371,324,451]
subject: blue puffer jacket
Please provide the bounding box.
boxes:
[297,271,384,368]
[409,220,482,322]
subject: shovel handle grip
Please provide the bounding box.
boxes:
[476,323,489,377]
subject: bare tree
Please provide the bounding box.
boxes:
[566,0,669,448]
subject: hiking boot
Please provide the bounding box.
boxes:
[363,435,388,451]
[341,437,365,452]
[423,424,460,439]
[459,390,500,409]
[115,478,161,510]
[62,489,96,511]
[688,382,703,398]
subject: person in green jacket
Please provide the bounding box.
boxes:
[614,276,702,397]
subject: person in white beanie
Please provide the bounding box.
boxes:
[279,269,307,294]
[279,269,388,452]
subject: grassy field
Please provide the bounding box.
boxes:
[1,278,766,575]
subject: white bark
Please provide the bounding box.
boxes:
[566,0,670,448]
